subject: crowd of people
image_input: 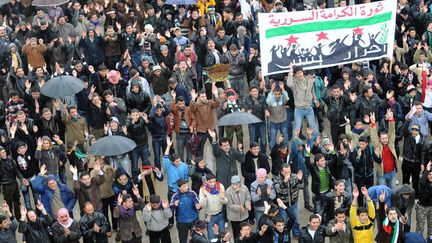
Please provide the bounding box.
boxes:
[0,0,431,242]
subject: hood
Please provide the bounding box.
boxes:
[130,79,142,92]
[114,166,131,180]
[255,66,262,76]
[397,184,415,197]
[341,67,352,77]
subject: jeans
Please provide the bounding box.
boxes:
[313,193,327,214]
[344,178,353,196]
[286,108,294,140]
[269,121,288,150]
[229,76,245,99]
[152,137,167,169]
[254,209,264,231]
[176,133,192,164]
[279,202,300,236]
[130,144,150,182]
[248,122,266,152]
[20,183,39,209]
[376,170,397,189]
[207,212,225,240]
[58,167,67,184]
[294,107,318,137]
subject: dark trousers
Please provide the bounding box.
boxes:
[101,195,117,230]
[402,160,421,197]
[197,131,212,158]
[3,182,21,219]
[330,124,345,144]
[231,219,248,243]
[176,221,196,243]
[122,235,141,243]
[354,175,374,207]
[149,227,172,243]
[168,190,176,225]
[313,192,328,214]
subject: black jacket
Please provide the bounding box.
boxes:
[242,94,268,120]
[188,164,215,194]
[0,156,23,185]
[241,151,270,189]
[299,224,327,243]
[79,212,110,243]
[321,190,352,224]
[126,89,152,113]
[419,170,432,206]
[322,93,351,126]
[126,117,149,146]
[305,154,336,195]
[270,143,294,176]
[350,145,381,178]
[87,102,107,130]
[402,119,427,164]
[18,213,53,243]
[51,220,81,243]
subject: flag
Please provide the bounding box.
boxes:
[258,0,397,76]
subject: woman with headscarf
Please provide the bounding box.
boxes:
[51,208,81,243]
[18,201,53,243]
[113,189,145,243]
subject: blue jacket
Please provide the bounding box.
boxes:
[169,190,199,224]
[173,84,191,106]
[31,175,77,216]
[368,185,392,207]
[163,155,188,192]
[148,104,170,138]
[405,110,432,137]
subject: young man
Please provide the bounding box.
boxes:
[199,174,228,240]
[170,94,194,164]
[350,187,375,243]
[305,143,336,214]
[370,110,399,189]
[0,202,18,243]
[237,221,267,243]
[325,207,352,243]
[79,202,111,243]
[148,97,170,169]
[416,161,432,236]
[163,137,188,227]
[299,214,326,243]
[170,179,201,243]
[376,190,405,242]
[321,180,352,225]
[209,129,244,188]
[266,84,288,150]
[142,195,172,243]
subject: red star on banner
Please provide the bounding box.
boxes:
[316,31,329,41]
[285,35,299,45]
[353,27,364,35]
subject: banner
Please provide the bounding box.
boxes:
[258,0,397,76]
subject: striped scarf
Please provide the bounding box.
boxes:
[382,217,399,243]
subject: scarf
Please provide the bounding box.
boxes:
[89,19,100,27]
[382,217,399,243]
[205,182,221,195]
[421,70,427,102]
[119,206,135,219]
[227,100,240,113]
[353,128,364,135]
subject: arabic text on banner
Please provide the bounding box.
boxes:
[258,0,397,76]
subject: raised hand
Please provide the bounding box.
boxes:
[132,186,140,197]
[379,190,386,203]
[117,194,123,205]
[69,165,78,175]
[294,128,300,139]
[361,187,369,198]
[208,129,216,140]
[20,206,27,220]
[297,170,303,181]
[370,112,376,123]
[352,187,359,198]
[36,200,45,213]
[40,164,47,176]
[305,144,311,153]
[306,127,314,138]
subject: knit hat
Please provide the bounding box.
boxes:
[150,195,160,204]
[293,66,303,74]
[229,44,238,51]
[129,69,139,78]
[142,164,152,170]
[45,174,57,184]
[322,137,331,146]
[195,220,207,230]
[160,45,168,51]
[231,175,241,184]
[407,84,416,93]
[256,168,267,177]
[152,65,161,72]
[110,117,120,124]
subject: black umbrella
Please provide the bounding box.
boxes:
[217,112,262,126]
[0,0,11,6]
[32,0,69,6]
[88,136,137,156]
[40,75,84,98]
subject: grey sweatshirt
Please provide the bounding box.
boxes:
[287,73,317,109]
[142,206,172,232]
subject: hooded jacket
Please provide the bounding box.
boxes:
[31,175,77,216]
[126,81,152,113]
[35,136,66,175]
[391,184,415,215]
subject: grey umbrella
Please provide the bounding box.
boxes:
[88,136,137,156]
[32,0,69,6]
[165,0,197,4]
[40,75,84,98]
[217,112,262,126]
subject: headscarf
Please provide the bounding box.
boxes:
[57,208,73,228]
